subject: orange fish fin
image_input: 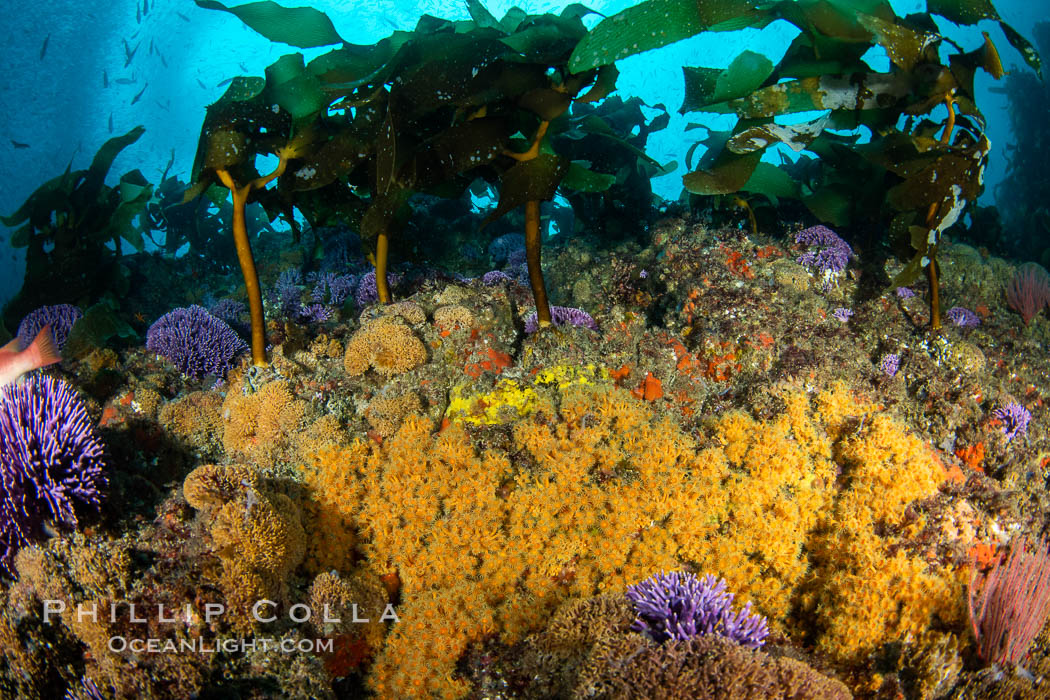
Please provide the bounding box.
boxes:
[27,325,61,369]
[0,337,19,354]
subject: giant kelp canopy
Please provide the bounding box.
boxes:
[574,0,1041,329]
[185,0,657,240]
[185,0,661,362]
[186,0,1040,344]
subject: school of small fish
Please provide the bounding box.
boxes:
[19,0,253,150]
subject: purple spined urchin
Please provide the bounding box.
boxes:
[626,571,769,649]
[992,402,1032,442]
[832,307,853,323]
[524,306,597,334]
[146,305,248,380]
[355,270,402,310]
[0,375,108,574]
[208,298,247,324]
[309,271,355,306]
[268,268,304,316]
[356,271,379,308]
[17,304,83,351]
[296,303,334,324]
[482,270,513,286]
[945,306,981,328]
[879,353,900,378]
[506,248,528,268]
[795,225,854,287]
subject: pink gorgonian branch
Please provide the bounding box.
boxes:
[968,536,1050,666]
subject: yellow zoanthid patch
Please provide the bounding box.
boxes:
[446,364,608,426]
[445,379,539,425]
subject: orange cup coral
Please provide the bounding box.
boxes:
[344,316,427,377]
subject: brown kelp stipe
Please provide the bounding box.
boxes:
[524,200,551,327]
[923,92,957,332]
[375,231,391,304]
[733,196,758,237]
[926,258,942,330]
[504,120,553,327]
[215,149,292,366]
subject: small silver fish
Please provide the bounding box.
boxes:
[131,83,148,104]
[123,39,139,67]
[39,33,50,60]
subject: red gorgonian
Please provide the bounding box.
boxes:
[1006,262,1050,325]
[969,536,1050,666]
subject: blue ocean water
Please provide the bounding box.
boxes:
[0,0,1041,313]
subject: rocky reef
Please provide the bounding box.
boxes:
[3,212,1050,700]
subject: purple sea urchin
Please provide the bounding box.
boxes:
[0,375,108,574]
[17,304,83,351]
[626,571,769,648]
[795,225,853,275]
[146,305,248,379]
[879,353,901,378]
[309,271,355,306]
[945,306,981,327]
[208,298,247,324]
[524,305,597,333]
[482,270,512,286]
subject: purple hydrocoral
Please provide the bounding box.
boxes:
[993,403,1031,442]
[795,225,854,281]
[17,304,83,351]
[832,307,853,322]
[0,375,108,574]
[268,268,304,316]
[524,306,597,333]
[356,271,379,308]
[296,303,334,324]
[506,248,528,268]
[355,270,402,309]
[488,233,526,265]
[208,298,246,324]
[146,305,248,379]
[309,272,356,306]
[945,306,981,327]
[626,571,769,648]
